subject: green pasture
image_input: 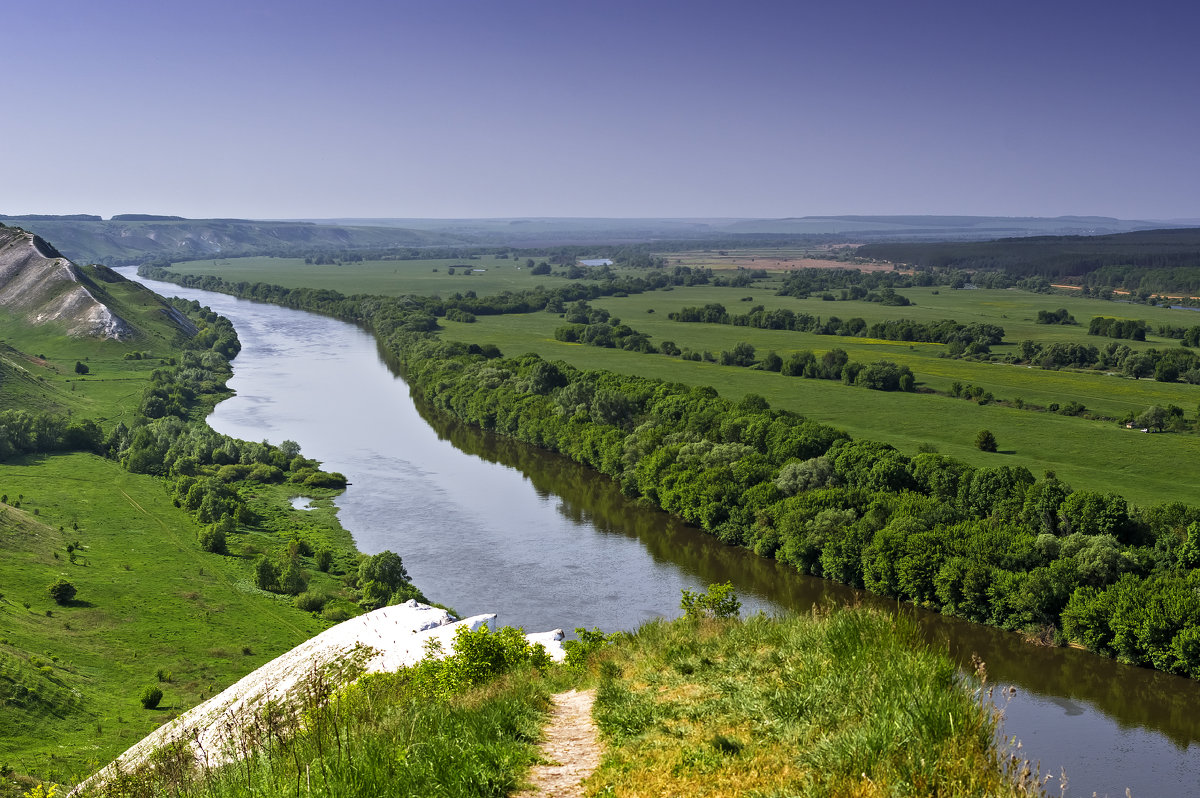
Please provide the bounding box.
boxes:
[167,255,569,298]
[0,454,332,782]
[440,308,1200,506]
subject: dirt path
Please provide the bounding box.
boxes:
[516,688,602,798]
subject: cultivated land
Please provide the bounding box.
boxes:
[162,257,1200,506]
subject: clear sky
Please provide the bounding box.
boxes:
[3,0,1197,220]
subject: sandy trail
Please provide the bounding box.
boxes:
[516,688,601,798]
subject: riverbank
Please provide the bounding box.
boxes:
[120,266,1200,797]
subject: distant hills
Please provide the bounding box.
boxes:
[0,216,461,266]
[0,214,1192,266]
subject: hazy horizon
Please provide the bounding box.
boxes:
[3,0,1197,221]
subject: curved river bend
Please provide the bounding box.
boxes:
[123,269,1200,797]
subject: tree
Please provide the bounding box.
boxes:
[254,556,279,592]
[1137,405,1168,432]
[358,550,409,592]
[975,429,998,452]
[48,578,76,605]
[74,361,89,375]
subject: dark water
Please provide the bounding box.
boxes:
[122,269,1200,797]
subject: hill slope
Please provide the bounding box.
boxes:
[0,227,133,339]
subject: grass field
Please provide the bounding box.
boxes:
[0,454,334,784]
[167,255,569,298]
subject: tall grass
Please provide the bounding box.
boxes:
[588,609,1045,797]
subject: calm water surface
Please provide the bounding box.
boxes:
[123,269,1200,797]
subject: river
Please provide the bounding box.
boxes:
[122,268,1200,797]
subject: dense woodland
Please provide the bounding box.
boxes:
[138,264,1200,679]
[858,228,1200,294]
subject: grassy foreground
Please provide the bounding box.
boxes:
[67,605,1039,798]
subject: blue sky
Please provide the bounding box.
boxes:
[3,0,1197,220]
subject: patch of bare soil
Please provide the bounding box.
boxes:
[515,689,601,798]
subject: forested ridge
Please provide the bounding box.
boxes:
[858,228,1200,294]
[137,265,1200,678]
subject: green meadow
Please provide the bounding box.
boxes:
[167,254,560,297]
[0,453,333,783]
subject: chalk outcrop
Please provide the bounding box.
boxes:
[0,226,133,339]
[73,601,565,794]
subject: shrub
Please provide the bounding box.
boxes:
[254,556,279,591]
[315,547,334,572]
[680,582,741,620]
[140,686,163,709]
[295,591,329,613]
[48,579,76,605]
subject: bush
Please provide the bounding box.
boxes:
[680,582,741,620]
[295,591,329,613]
[140,685,163,709]
[48,579,76,605]
[315,547,334,572]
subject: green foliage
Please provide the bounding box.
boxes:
[410,623,552,698]
[196,523,227,554]
[561,627,613,669]
[47,579,75,605]
[139,685,163,709]
[254,556,279,592]
[358,550,409,590]
[975,429,997,452]
[294,590,329,613]
[679,581,741,620]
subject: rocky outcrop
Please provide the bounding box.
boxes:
[71,601,565,794]
[0,226,133,339]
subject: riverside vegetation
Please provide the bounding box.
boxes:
[141,253,1200,681]
[64,585,1042,798]
[0,233,421,793]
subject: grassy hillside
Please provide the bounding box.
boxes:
[0,242,373,792]
[0,454,333,785]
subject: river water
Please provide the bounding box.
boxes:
[122,269,1200,797]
